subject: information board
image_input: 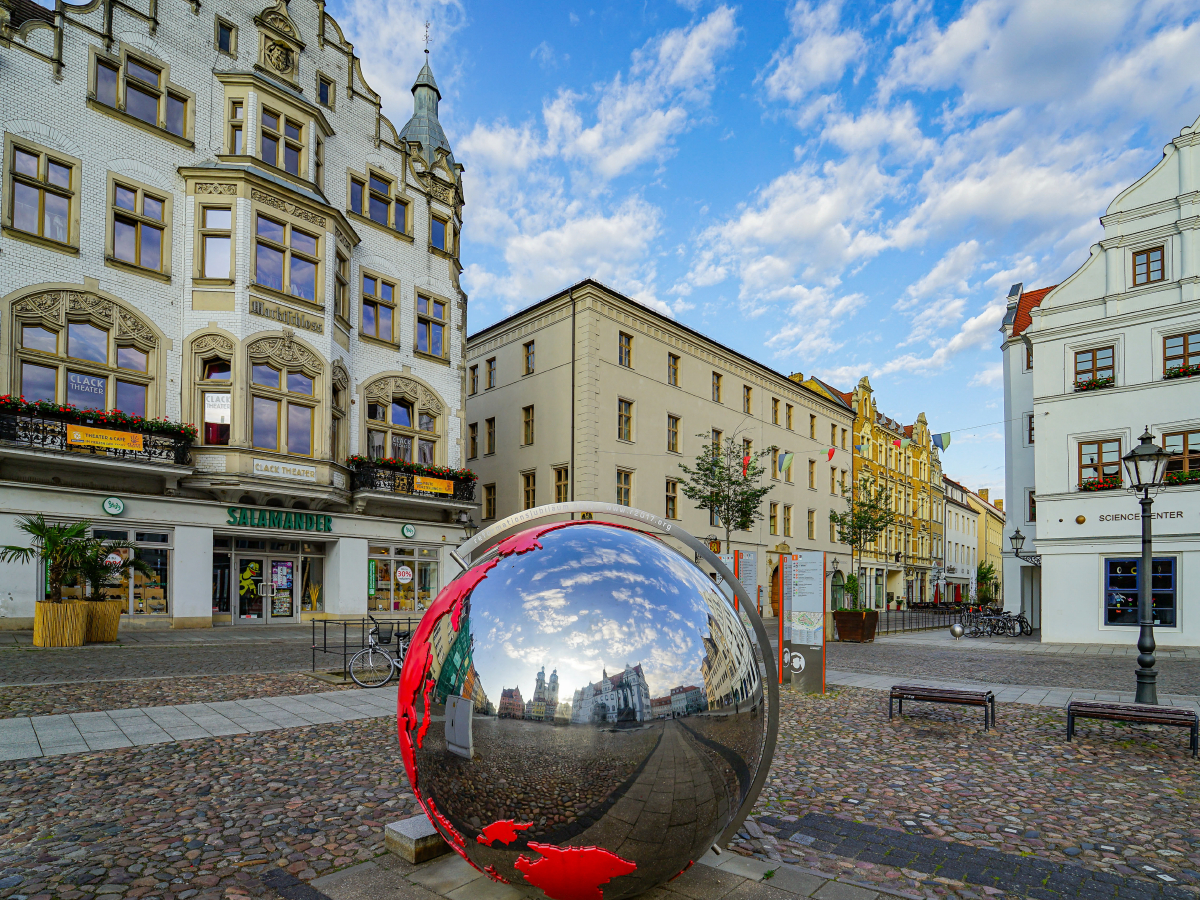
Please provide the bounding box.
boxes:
[785,550,826,693]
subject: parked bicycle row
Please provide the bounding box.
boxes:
[961,607,1033,637]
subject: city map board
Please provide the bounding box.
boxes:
[786,551,825,693]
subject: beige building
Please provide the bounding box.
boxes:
[464,280,852,614]
[966,488,1006,604]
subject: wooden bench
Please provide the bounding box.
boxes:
[1066,700,1198,757]
[889,684,996,730]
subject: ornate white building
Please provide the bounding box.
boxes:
[1000,110,1200,644]
[0,0,473,628]
[570,664,651,724]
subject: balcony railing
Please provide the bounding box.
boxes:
[350,461,476,502]
[0,412,192,466]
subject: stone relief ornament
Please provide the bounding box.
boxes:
[428,179,455,205]
[195,183,238,195]
[248,331,319,370]
[251,189,327,228]
[192,334,234,356]
[332,360,350,392]
[265,41,293,73]
[67,293,115,324]
[117,310,158,348]
[363,376,444,415]
[260,9,296,38]
[394,513,775,900]
[13,291,70,324]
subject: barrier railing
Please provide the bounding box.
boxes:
[311,615,421,676]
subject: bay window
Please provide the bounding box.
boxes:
[254,214,319,303]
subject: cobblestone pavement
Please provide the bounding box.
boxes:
[0,644,321,686]
[741,688,1200,897]
[0,675,349,720]
[826,641,1200,695]
[0,716,416,900]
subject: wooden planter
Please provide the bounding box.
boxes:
[833,609,879,643]
[33,600,88,647]
[85,599,125,642]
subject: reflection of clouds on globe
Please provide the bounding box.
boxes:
[470,526,732,703]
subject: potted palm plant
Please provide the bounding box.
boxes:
[0,515,92,647]
[75,538,151,642]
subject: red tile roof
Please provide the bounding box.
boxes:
[1012,285,1056,337]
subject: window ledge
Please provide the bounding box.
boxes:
[413,350,451,367]
[105,256,172,283]
[358,332,400,351]
[86,98,195,149]
[347,210,414,242]
[616,439,635,445]
[2,225,79,256]
[250,283,324,313]
[193,277,235,288]
[334,314,352,333]
[428,244,457,260]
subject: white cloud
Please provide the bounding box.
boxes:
[763,0,866,105]
[969,363,1003,387]
[875,297,1008,375]
[900,241,981,307]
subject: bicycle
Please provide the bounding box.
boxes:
[348,615,409,688]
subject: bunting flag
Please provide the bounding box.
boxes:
[778,452,794,474]
[827,447,836,462]
[854,444,863,453]
[932,432,951,451]
[892,439,901,447]
[742,454,750,477]
[900,438,912,450]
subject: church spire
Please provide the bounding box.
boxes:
[399,50,454,165]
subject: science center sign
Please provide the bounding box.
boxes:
[396,504,778,900]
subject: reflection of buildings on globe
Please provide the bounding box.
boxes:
[570,663,651,724]
[398,520,771,900]
[498,686,525,719]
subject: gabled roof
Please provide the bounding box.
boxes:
[1012,285,1056,337]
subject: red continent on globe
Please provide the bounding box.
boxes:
[513,843,638,900]
[477,820,534,846]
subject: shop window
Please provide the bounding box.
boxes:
[1105,558,1175,626]
[361,274,395,342]
[89,528,172,615]
[301,556,324,613]
[416,294,447,358]
[7,140,77,247]
[199,353,232,445]
[254,214,319,302]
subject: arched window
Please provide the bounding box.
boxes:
[246,334,323,458]
[11,289,157,416]
[191,333,235,446]
[361,374,445,464]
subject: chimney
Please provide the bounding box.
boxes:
[995,498,1003,511]
[978,488,989,502]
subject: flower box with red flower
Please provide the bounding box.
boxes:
[1079,475,1122,492]
[1164,469,1200,486]
[1074,376,1115,393]
[1164,364,1200,381]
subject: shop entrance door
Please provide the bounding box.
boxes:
[236,558,265,622]
[235,557,299,623]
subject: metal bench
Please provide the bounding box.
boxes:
[1066,700,1198,757]
[889,684,996,730]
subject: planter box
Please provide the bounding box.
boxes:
[85,599,125,642]
[834,609,879,643]
[33,600,88,647]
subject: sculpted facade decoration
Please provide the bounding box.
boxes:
[192,334,235,357]
[332,360,350,393]
[247,331,321,373]
[363,374,444,416]
[196,183,238,195]
[251,189,327,228]
[12,291,155,347]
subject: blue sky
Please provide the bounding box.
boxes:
[327,0,1200,502]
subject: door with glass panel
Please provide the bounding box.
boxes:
[237,558,265,621]
[268,559,296,621]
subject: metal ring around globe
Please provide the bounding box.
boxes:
[458,501,780,850]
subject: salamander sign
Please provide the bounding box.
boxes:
[226,507,334,532]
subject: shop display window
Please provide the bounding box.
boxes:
[367,544,439,612]
[301,557,324,612]
[80,528,170,614]
[212,537,231,614]
[1105,558,1176,627]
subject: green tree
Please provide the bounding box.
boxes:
[75,538,154,601]
[0,515,93,602]
[678,431,777,553]
[976,560,997,603]
[829,474,896,608]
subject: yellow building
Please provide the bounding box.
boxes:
[966,488,1006,604]
[806,376,945,608]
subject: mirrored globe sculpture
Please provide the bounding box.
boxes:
[397,519,771,900]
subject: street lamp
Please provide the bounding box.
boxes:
[1122,428,1172,705]
[1009,528,1041,566]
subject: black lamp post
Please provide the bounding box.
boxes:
[1009,528,1041,566]
[1121,428,1172,705]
